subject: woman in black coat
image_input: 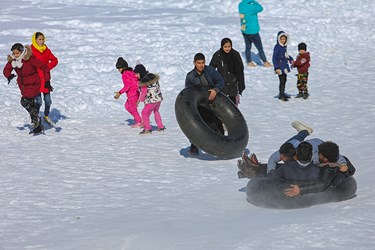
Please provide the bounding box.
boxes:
[209,38,245,105]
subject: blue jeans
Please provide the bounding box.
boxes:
[35,93,52,116]
[286,130,309,148]
[241,32,267,63]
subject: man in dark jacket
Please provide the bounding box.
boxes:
[185,53,224,155]
[284,141,356,197]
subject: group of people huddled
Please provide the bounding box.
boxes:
[237,121,356,197]
[3,32,58,134]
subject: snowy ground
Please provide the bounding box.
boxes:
[1,0,375,249]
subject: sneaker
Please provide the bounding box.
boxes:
[188,144,199,155]
[296,92,303,98]
[44,116,56,126]
[291,121,313,135]
[247,61,256,67]
[156,127,165,132]
[131,123,143,128]
[263,61,273,67]
[139,129,152,135]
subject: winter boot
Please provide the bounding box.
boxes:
[237,171,247,179]
[279,95,289,101]
[156,127,166,132]
[30,117,44,135]
[296,92,303,98]
[242,152,260,167]
[237,160,257,178]
[188,144,199,156]
[139,129,152,135]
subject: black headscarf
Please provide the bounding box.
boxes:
[219,38,237,74]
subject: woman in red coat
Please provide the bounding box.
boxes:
[31,32,58,124]
[3,43,51,132]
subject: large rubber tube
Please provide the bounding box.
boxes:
[175,85,249,159]
[246,176,357,209]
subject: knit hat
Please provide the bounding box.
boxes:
[116,57,128,69]
[298,42,307,51]
[134,64,147,79]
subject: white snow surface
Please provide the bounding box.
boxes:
[1,0,375,249]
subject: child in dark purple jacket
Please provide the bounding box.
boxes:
[272,31,293,102]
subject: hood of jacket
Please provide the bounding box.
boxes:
[139,73,160,87]
[277,31,289,46]
[7,45,32,63]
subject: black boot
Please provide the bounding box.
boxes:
[296,92,303,98]
[30,117,44,135]
[279,95,289,101]
[188,143,199,155]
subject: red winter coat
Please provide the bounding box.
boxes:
[3,45,50,98]
[31,44,58,93]
[293,52,310,74]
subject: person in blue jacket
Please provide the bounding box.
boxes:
[185,53,224,155]
[272,31,294,101]
[238,0,272,67]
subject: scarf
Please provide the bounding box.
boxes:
[11,49,27,68]
[31,33,47,53]
[219,48,237,74]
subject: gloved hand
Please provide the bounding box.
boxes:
[114,91,121,99]
[44,81,54,91]
[7,74,16,84]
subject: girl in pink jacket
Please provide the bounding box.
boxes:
[134,64,165,135]
[114,57,142,127]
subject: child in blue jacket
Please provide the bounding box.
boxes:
[272,31,293,101]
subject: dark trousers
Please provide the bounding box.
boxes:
[278,74,287,97]
[242,32,267,63]
[20,97,39,124]
[191,107,224,150]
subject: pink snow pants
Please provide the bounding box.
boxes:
[125,95,142,123]
[141,101,164,131]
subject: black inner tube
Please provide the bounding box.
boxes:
[175,85,249,159]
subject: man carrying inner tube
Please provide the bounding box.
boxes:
[185,53,224,156]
